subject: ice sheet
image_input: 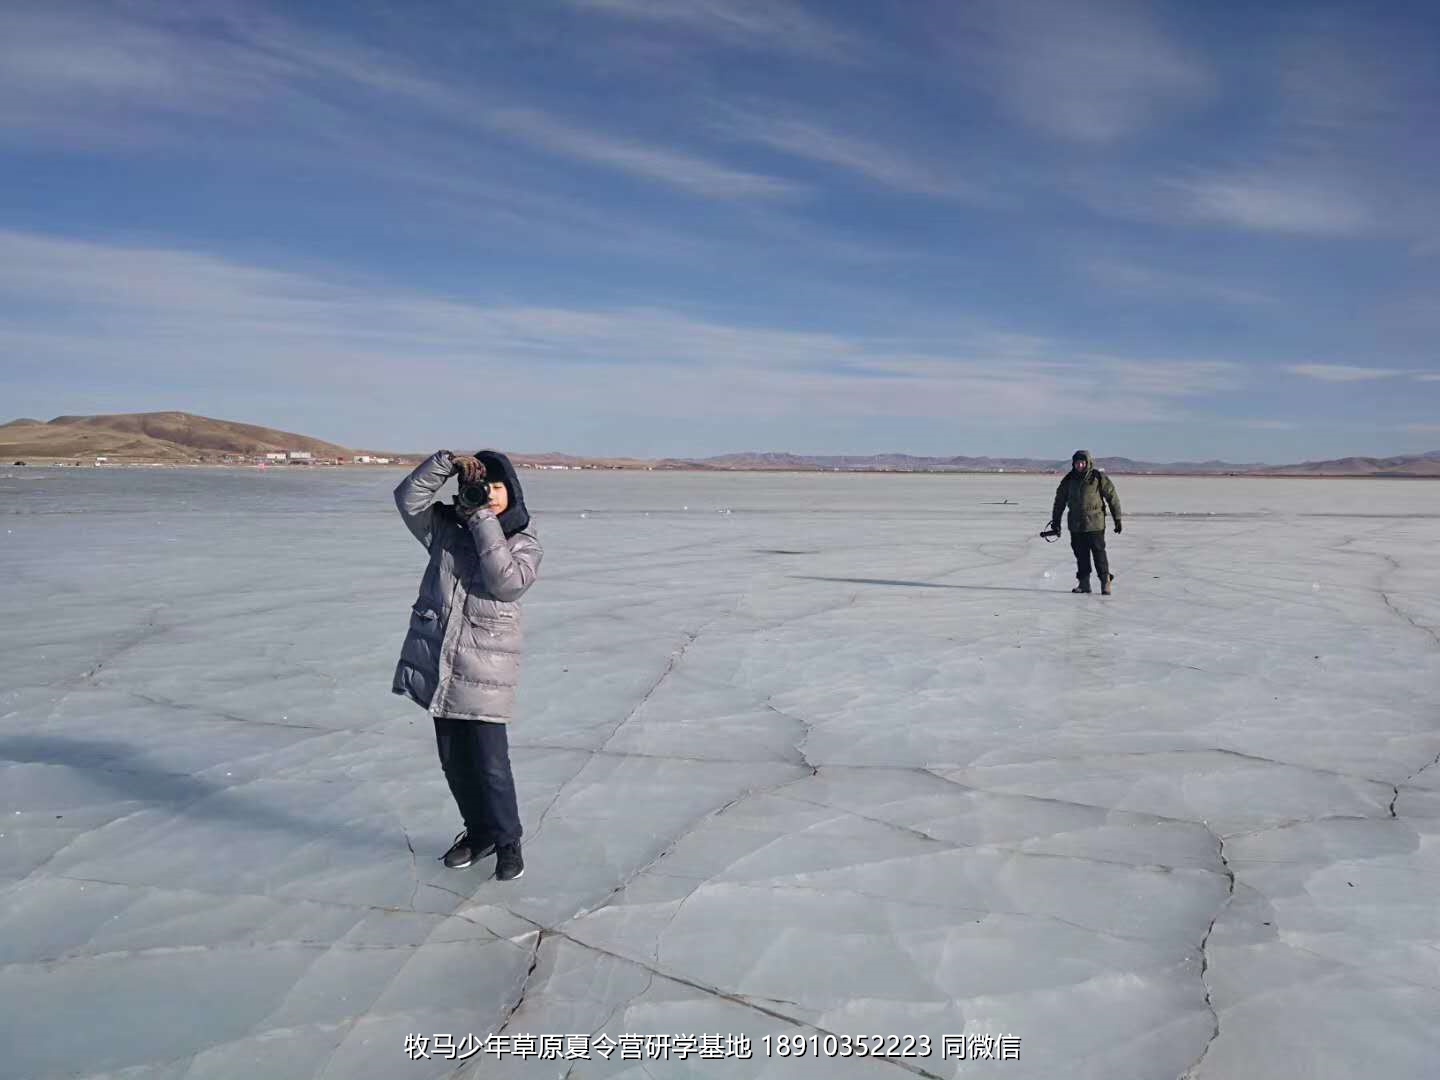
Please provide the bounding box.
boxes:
[1,468,1437,1078]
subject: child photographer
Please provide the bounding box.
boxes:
[392,449,542,880]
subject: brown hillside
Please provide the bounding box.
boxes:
[0,412,353,462]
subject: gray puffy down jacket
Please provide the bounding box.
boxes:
[391,451,543,722]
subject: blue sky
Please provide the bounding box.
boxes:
[1,0,1437,461]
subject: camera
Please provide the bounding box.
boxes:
[456,457,490,510]
[457,480,490,510]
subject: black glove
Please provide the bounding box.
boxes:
[1114,520,1123,534]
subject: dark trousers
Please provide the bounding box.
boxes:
[1070,530,1110,583]
[434,717,522,846]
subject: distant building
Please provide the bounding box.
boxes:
[265,452,286,461]
[372,457,391,464]
[286,451,312,461]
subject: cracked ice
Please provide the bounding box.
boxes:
[1,468,1438,1079]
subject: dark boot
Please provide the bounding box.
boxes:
[494,843,525,881]
[441,830,495,870]
[1101,574,1114,596]
[1072,577,1091,594]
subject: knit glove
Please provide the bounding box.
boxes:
[449,454,485,486]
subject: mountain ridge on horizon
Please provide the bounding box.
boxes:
[4,411,1440,476]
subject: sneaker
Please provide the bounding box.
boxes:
[494,843,525,881]
[441,831,495,870]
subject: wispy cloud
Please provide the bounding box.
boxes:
[483,108,800,200]
[0,4,798,204]
[1084,258,1278,307]
[946,0,1212,142]
[1089,359,1243,397]
[0,230,1242,425]
[1174,172,1374,236]
[564,0,856,60]
[1286,364,1408,382]
[0,5,292,146]
[714,109,990,201]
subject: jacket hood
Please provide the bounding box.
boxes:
[475,450,530,536]
[1072,450,1094,469]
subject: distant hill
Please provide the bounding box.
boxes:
[683,451,1440,477]
[5,411,1438,475]
[0,412,360,462]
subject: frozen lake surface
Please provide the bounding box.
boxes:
[2,467,1438,1080]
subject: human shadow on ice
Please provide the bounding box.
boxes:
[0,734,401,851]
[791,575,1054,594]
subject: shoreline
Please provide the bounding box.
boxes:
[5,461,1440,480]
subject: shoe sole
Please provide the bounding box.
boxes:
[444,857,474,870]
[496,868,524,882]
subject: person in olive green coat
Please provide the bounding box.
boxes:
[1048,450,1122,594]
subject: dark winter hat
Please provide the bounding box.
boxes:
[1072,449,1093,464]
[474,449,530,537]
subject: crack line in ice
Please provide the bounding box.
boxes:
[570,776,813,923]
[983,746,1397,789]
[771,790,951,846]
[126,690,341,734]
[5,936,510,970]
[1391,748,1440,818]
[507,923,949,1080]
[765,701,819,774]
[920,769,1215,829]
[401,829,420,910]
[771,790,1229,876]
[658,877,1179,947]
[1380,591,1440,649]
[421,880,474,904]
[1181,825,1235,1080]
[492,929,545,1037]
[526,638,698,839]
[59,605,170,691]
[509,742,797,768]
[1220,811,1404,844]
[932,768,1397,839]
[39,871,481,925]
[588,968,657,1044]
[56,1024,356,1080]
[1276,940,1440,995]
[527,605,748,842]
